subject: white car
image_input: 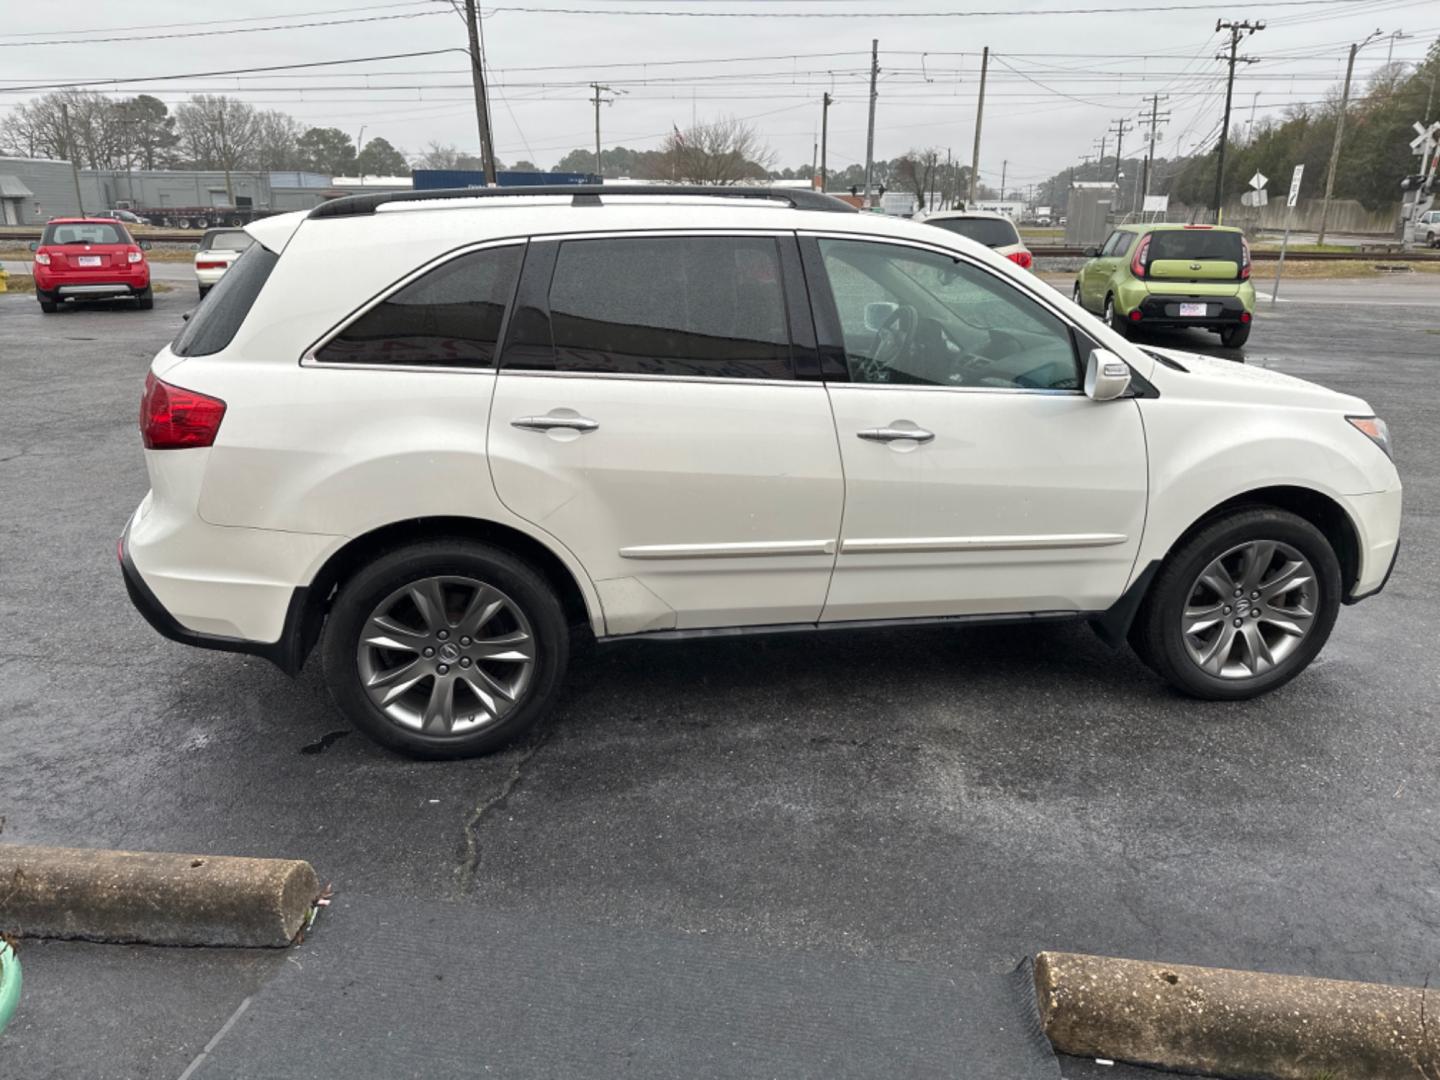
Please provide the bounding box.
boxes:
[915,209,1033,269]
[120,186,1402,758]
[193,227,254,297]
[1417,209,1440,248]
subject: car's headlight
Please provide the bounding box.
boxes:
[1347,415,1393,459]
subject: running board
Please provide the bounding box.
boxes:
[597,609,1090,644]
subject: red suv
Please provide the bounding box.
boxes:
[30,218,153,313]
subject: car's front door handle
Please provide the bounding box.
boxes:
[511,415,599,433]
[857,426,935,444]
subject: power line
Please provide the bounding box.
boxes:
[475,0,1426,15]
[0,0,444,40]
[0,9,449,48]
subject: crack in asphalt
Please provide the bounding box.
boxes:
[453,728,554,898]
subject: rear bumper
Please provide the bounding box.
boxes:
[119,517,312,675]
[1135,293,1249,327]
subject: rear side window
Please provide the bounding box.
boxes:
[522,235,792,380]
[1112,233,1134,257]
[42,222,127,245]
[1148,229,1243,262]
[314,244,522,368]
[202,230,253,252]
[172,243,279,357]
[927,217,1020,248]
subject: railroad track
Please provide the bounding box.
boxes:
[1031,246,1438,261]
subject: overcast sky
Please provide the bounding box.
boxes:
[1,0,1435,191]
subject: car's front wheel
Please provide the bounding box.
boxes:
[1072,281,1084,310]
[1104,294,1129,338]
[322,540,569,758]
[1130,508,1341,700]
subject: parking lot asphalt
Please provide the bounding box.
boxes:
[1,278,1437,1078]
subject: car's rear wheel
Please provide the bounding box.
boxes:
[1219,322,1250,348]
[1104,294,1129,338]
[322,540,569,758]
[135,287,154,311]
[1427,230,1436,248]
[1130,507,1341,700]
[37,289,58,313]
[198,285,210,299]
[1071,281,1084,310]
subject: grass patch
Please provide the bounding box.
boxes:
[0,274,172,295]
[1266,259,1440,279]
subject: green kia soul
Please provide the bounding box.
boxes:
[1073,223,1256,348]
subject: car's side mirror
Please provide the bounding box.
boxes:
[1085,349,1132,401]
[1083,246,1100,258]
[863,301,899,333]
[139,240,152,250]
[28,241,38,252]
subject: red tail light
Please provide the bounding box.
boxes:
[1239,237,1251,280]
[196,261,227,270]
[141,372,226,450]
[1006,249,1033,270]
[1130,234,1151,278]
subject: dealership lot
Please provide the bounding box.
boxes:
[1,276,1437,1077]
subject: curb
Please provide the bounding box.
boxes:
[0,845,318,948]
[1034,951,1440,1080]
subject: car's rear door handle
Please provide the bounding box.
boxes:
[857,426,934,444]
[512,415,599,433]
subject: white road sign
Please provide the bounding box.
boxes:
[1248,171,1268,190]
[1411,121,1440,153]
[1286,164,1304,208]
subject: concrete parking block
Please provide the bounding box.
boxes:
[1034,951,1440,1079]
[0,846,318,948]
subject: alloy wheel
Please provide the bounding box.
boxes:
[1180,540,1318,679]
[357,575,536,734]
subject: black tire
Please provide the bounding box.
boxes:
[37,289,58,313]
[322,540,569,759]
[1428,231,1436,249]
[1104,293,1130,338]
[1219,322,1250,348]
[135,287,154,311]
[198,285,210,299]
[1129,507,1342,701]
[1071,281,1085,311]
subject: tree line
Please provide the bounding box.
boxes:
[0,91,410,178]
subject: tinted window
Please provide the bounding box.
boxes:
[1099,231,1123,256]
[202,230,253,252]
[315,245,522,367]
[1147,229,1243,262]
[1113,233,1134,257]
[927,217,1020,248]
[42,222,127,245]
[532,236,792,380]
[818,238,1080,391]
[172,243,279,357]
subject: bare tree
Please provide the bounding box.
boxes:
[0,91,120,166]
[175,95,259,204]
[653,117,776,185]
[253,110,303,171]
[415,141,462,169]
[895,147,943,211]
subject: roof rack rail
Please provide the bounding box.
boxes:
[308,184,857,219]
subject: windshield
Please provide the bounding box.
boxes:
[42,222,127,245]
[1147,229,1243,262]
[927,217,1020,248]
[202,230,253,252]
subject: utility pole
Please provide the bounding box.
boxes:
[589,84,622,179]
[864,40,879,205]
[60,101,85,216]
[999,159,1007,202]
[1108,117,1129,186]
[1140,94,1170,217]
[462,0,497,185]
[968,45,989,206]
[1318,30,1382,246]
[1213,18,1265,223]
[820,91,832,191]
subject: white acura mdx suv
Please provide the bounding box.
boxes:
[120,186,1402,757]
